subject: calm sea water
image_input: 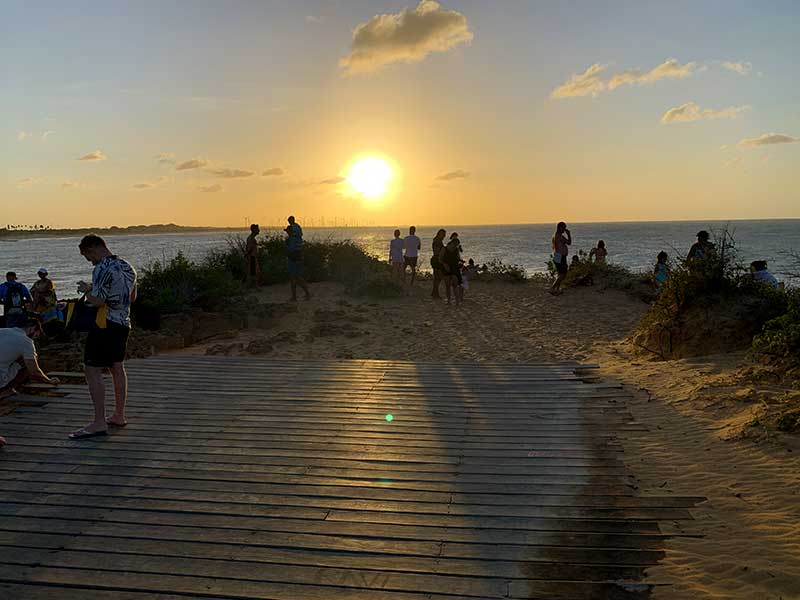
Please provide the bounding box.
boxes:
[1,220,798,301]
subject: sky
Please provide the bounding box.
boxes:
[2,0,799,228]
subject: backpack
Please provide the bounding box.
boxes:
[3,281,26,314]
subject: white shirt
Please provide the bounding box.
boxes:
[91,255,137,327]
[0,328,36,387]
[389,238,404,262]
[403,235,421,258]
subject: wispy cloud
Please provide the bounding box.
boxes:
[200,184,223,193]
[209,168,254,178]
[61,181,81,189]
[133,183,153,189]
[340,0,473,76]
[262,167,285,177]
[157,153,176,164]
[722,61,752,75]
[738,133,798,147]
[176,158,208,171]
[77,150,106,161]
[435,169,470,181]
[320,176,345,185]
[17,131,29,141]
[16,177,38,188]
[42,130,55,140]
[305,15,323,23]
[553,58,701,98]
[724,156,743,169]
[661,102,750,124]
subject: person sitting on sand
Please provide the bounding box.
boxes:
[244,224,260,288]
[687,230,715,262]
[403,226,422,286]
[389,229,404,284]
[654,251,670,289]
[550,222,571,295]
[0,272,32,329]
[0,314,60,401]
[439,232,463,305]
[750,260,782,289]
[285,216,311,301]
[430,229,446,299]
[589,240,607,264]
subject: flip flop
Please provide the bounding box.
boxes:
[106,419,127,428]
[69,428,108,440]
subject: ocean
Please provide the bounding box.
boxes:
[1,220,798,301]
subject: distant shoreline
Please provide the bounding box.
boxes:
[2,217,798,241]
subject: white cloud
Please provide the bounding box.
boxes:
[16,177,38,188]
[42,130,55,140]
[61,181,81,189]
[200,184,223,193]
[661,102,750,124]
[305,15,323,23]
[176,158,208,171]
[340,0,473,75]
[262,167,285,177]
[209,168,254,178]
[17,131,29,141]
[551,64,608,99]
[133,183,153,189]
[157,153,176,164]
[724,156,742,169]
[77,150,106,161]
[722,61,752,75]
[553,58,701,99]
[738,133,798,148]
[435,169,470,181]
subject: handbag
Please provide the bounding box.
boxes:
[63,296,108,332]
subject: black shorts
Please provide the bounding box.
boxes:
[555,256,568,274]
[404,256,418,268]
[84,322,130,368]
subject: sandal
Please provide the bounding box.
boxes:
[69,428,108,440]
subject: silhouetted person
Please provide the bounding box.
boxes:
[244,224,260,287]
[550,222,571,295]
[430,229,446,299]
[286,216,311,301]
[403,226,421,286]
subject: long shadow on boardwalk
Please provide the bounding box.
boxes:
[0,356,703,599]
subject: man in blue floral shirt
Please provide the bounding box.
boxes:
[70,234,137,439]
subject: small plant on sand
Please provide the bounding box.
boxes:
[480,259,528,283]
[752,288,800,375]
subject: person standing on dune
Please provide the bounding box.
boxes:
[403,226,421,287]
[244,223,260,288]
[550,221,571,295]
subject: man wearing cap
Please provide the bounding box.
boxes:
[0,314,60,447]
[0,272,32,328]
[31,267,57,314]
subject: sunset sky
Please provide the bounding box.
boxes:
[3,1,799,228]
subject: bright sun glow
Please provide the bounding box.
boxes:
[346,157,393,199]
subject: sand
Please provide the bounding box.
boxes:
[170,277,800,598]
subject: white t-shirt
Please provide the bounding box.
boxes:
[389,238,404,262]
[0,328,36,387]
[403,235,421,258]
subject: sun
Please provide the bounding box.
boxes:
[346,156,393,199]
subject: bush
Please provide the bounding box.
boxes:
[138,251,240,314]
[481,259,528,283]
[633,228,788,358]
[752,288,800,369]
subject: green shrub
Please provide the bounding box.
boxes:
[752,288,800,368]
[481,259,528,283]
[138,251,240,314]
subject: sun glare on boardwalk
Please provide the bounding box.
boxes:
[346,156,393,200]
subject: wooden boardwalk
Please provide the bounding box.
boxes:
[0,356,702,599]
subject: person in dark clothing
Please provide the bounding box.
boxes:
[430,229,446,299]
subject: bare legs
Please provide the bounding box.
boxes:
[431,270,442,298]
[75,361,128,435]
[551,271,566,295]
[290,276,311,301]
